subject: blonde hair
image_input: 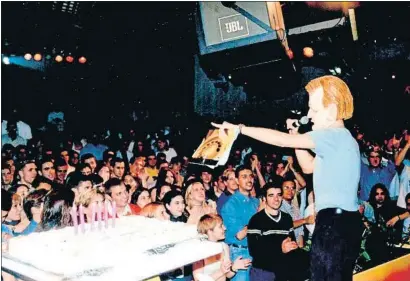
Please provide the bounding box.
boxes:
[222,169,235,180]
[75,189,105,208]
[12,193,22,204]
[140,202,163,218]
[185,182,206,209]
[305,75,354,120]
[197,214,223,235]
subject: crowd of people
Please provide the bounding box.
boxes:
[1,100,410,281]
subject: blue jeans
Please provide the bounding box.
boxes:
[229,246,252,281]
[250,267,276,281]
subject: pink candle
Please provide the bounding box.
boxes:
[104,201,109,229]
[79,204,85,234]
[71,203,78,235]
[91,202,96,231]
[112,201,116,228]
[97,202,102,230]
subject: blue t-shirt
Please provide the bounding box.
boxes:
[307,128,360,212]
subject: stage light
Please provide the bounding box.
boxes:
[78,56,87,64]
[2,57,10,65]
[228,74,232,79]
[392,75,396,79]
[33,53,42,61]
[55,55,63,62]
[303,47,314,58]
[24,53,32,60]
[66,56,74,63]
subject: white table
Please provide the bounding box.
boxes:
[2,238,223,281]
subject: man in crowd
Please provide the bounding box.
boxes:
[359,149,396,201]
[17,160,37,191]
[280,176,314,248]
[156,136,177,163]
[247,182,301,281]
[145,150,159,179]
[81,153,98,174]
[1,164,13,190]
[214,75,363,281]
[105,178,140,216]
[110,157,126,180]
[221,166,259,281]
[1,120,27,148]
[217,169,238,214]
[37,157,56,182]
[55,158,69,185]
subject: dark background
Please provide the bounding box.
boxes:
[1,2,409,142]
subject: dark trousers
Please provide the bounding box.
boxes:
[310,208,363,281]
[250,267,276,281]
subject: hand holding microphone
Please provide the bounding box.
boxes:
[286,116,309,134]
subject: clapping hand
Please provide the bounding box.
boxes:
[281,237,298,253]
[232,256,252,270]
[220,260,232,274]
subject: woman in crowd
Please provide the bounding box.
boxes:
[185,182,217,225]
[150,168,176,201]
[131,188,152,209]
[97,165,111,184]
[75,189,106,222]
[124,174,141,201]
[2,193,24,235]
[193,214,250,281]
[140,202,169,220]
[163,190,187,222]
[40,190,73,231]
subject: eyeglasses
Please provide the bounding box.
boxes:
[57,169,67,173]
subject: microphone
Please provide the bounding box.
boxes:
[292,116,309,128]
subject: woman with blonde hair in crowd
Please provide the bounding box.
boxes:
[193,214,250,281]
[75,189,106,222]
[185,182,217,225]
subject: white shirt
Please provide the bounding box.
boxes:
[1,134,27,148]
[158,147,177,163]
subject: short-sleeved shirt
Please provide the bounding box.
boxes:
[307,128,360,212]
